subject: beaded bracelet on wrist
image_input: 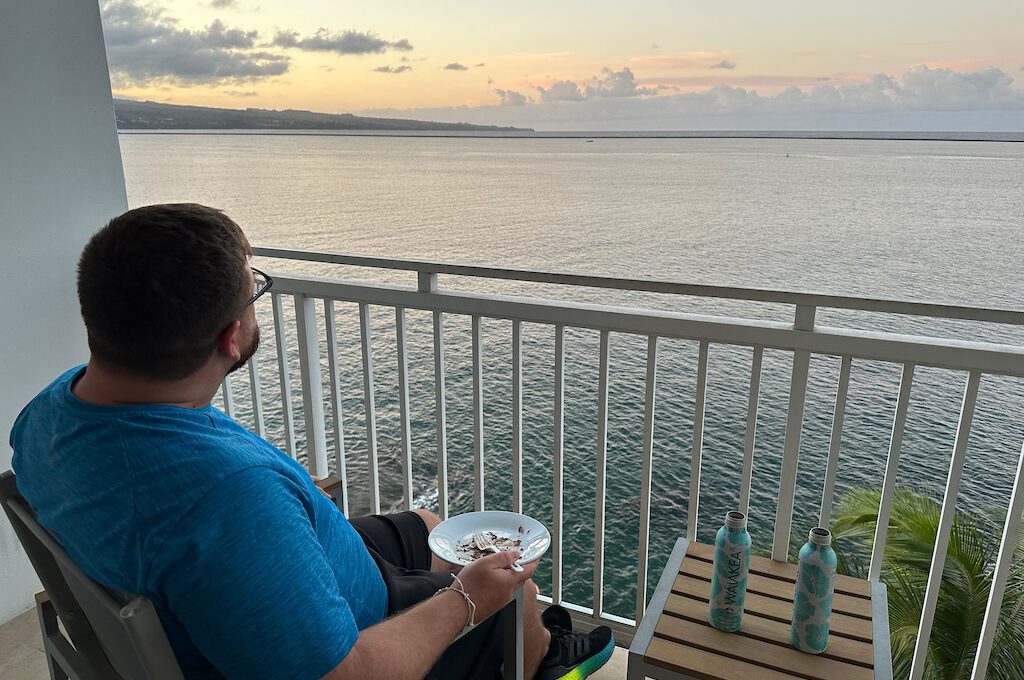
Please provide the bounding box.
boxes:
[433,573,477,633]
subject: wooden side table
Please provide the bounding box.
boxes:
[628,538,893,680]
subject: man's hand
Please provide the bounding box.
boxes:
[455,550,537,622]
[323,549,539,680]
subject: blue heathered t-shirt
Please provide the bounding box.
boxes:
[10,366,388,679]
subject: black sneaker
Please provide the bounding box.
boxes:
[535,625,615,680]
[541,604,573,632]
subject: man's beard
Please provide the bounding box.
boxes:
[228,326,260,375]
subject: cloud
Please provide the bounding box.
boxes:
[361,65,1024,132]
[535,79,586,101]
[374,65,412,74]
[534,67,655,101]
[709,60,736,70]
[475,62,486,68]
[207,0,236,7]
[100,0,289,87]
[444,62,469,71]
[274,29,412,55]
[222,89,257,96]
[639,74,832,89]
[642,66,1024,116]
[651,43,660,50]
[586,66,657,97]
[202,19,258,48]
[494,88,531,106]
[889,65,1020,109]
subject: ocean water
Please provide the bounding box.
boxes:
[119,133,1024,618]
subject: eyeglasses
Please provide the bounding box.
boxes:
[247,267,274,307]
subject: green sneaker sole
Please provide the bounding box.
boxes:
[546,634,615,680]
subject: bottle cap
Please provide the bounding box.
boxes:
[808,527,832,546]
[725,511,746,529]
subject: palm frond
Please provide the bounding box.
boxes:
[831,485,1024,680]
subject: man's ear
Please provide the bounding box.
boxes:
[216,320,243,362]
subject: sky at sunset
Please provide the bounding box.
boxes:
[101,0,1024,130]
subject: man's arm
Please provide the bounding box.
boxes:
[324,550,534,680]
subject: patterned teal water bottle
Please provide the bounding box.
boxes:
[708,511,751,632]
[791,527,837,653]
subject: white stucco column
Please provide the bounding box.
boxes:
[0,1,127,623]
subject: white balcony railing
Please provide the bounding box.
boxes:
[220,246,1024,680]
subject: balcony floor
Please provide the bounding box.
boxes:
[0,607,629,679]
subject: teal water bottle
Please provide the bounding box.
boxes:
[708,511,751,632]
[791,527,837,653]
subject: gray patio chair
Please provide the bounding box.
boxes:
[1,469,184,680]
[2,470,525,680]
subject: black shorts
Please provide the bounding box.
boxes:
[350,511,505,680]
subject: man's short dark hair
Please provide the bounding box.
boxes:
[78,203,253,380]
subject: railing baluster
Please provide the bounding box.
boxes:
[472,315,485,511]
[294,294,329,477]
[552,325,565,606]
[433,310,449,519]
[909,371,981,680]
[325,300,349,516]
[688,340,709,541]
[512,320,523,514]
[773,349,811,561]
[593,330,611,617]
[739,346,763,517]
[220,377,235,418]
[819,355,852,527]
[869,362,915,581]
[359,303,381,514]
[395,307,414,512]
[971,438,1024,680]
[636,335,658,623]
[772,304,816,561]
[246,356,266,438]
[272,292,297,459]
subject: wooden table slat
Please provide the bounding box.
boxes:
[686,541,872,599]
[654,614,875,680]
[645,636,800,680]
[634,540,889,680]
[661,591,874,667]
[672,574,874,643]
[680,556,873,619]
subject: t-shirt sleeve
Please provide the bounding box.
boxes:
[149,466,357,680]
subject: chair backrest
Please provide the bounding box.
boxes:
[1,469,185,680]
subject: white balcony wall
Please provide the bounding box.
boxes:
[0,1,127,623]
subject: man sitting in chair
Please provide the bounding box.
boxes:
[10,204,614,680]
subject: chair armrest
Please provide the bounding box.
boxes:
[315,476,345,511]
[315,476,343,495]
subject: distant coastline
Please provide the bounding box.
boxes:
[119,129,1023,142]
[117,128,1024,143]
[114,100,1021,141]
[114,99,532,133]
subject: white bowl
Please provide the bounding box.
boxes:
[428,511,551,567]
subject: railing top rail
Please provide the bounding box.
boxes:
[253,246,1024,326]
[268,273,1024,377]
